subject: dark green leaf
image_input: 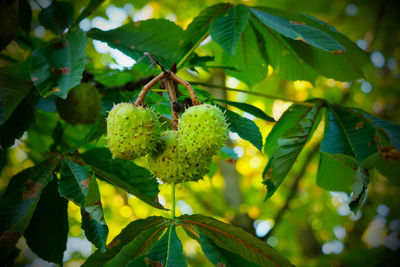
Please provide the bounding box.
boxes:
[30,29,88,98]
[50,121,64,151]
[349,166,369,213]
[39,1,74,35]
[263,102,323,198]
[0,59,32,125]
[131,224,187,267]
[0,1,18,51]
[215,99,275,122]
[24,179,68,264]
[74,0,105,26]
[199,230,258,267]
[179,214,293,267]
[363,113,400,152]
[89,19,184,69]
[81,175,109,251]
[317,152,357,191]
[251,8,344,53]
[209,5,251,56]
[218,106,263,151]
[59,159,91,206]
[80,148,163,209]
[321,104,377,163]
[0,160,57,263]
[83,216,167,267]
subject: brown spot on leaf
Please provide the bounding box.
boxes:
[296,37,307,43]
[114,40,120,44]
[53,41,67,49]
[22,181,41,200]
[135,21,141,27]
[380,146,400,161]
[129,44,135,49]
[107,238,120,248]
[330,49,345,55]
[225,158,235,164]
[374,134,380,144]
[145,258,164,267]
[0,232,22,245]
[263,169,272,181]
[79,178,90,190]
[51,87,61,93]
[355,121,364,130]
[93,200,102,206]
[51,67,69,75]
[31,77,38,82]
[290,20,306,25]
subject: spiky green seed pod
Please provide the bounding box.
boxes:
[106,103,160,160]
[149,131,211,184]
[178,104,228,156]
[56,83,101,125]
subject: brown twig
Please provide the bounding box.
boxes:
[134,72,165,106]
[169,72,200,106]
[165,76,179,130]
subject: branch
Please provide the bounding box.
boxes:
[262,144,320,240]
[190,81,315,106]
[134,72,165,106]
[170,72,200,105]
[165,76,179,130]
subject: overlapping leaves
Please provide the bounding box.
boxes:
[84,214,293,267]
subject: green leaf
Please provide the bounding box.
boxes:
[38,1,74,35]
[89,19,184,69]
[24,179,68,265]
[215,99,275,122]
[251,7,367,81]
[129,224,187,267]
[0,160,57,263]
[249,17,318,83]
[80,148,163,209]
[0,2,18,51]
[179,3,231,66]
[179,214,293,267]
[218,106,263,152]
[74,0,105,26]
[30,29,88,98]
[59,159,90,206]
[317,152,357,191]
[250,8,344,53]
[83,216,167,267]
[362,153,400,186]
[199,230,258,267]
[209,5,251,56]
[105,225,166,267]
[321,104,377,163]
[81,175,109,251]
[220,21,270,86]
[263,102,323,198]
[349,166,369,213]
[0,59,32,125]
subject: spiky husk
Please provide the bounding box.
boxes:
[149,131,211,184]
[56,83,101,125]
[178,104,228,156]
[106,103,160,160]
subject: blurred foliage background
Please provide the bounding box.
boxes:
[1,0,400,266]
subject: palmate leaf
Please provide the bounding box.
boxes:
[59,159,108,250]
[128,224,187,267]
[24,179,68,265]
[88,19,184,69]
[83,216,167,267]
[179,214,293,267]
[30,29,88,99]
[0,159,57,264]
[263,101,323,198]
[80,147,163,209]
[183,4,365,84]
